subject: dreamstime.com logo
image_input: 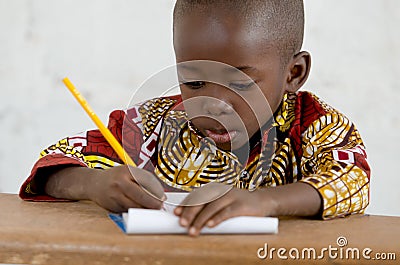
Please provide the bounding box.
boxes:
[257,236,397,261]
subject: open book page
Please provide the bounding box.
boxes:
[118,192,279,234]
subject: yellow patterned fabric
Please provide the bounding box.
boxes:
[273,92,297,132]
[39,138,120,170]
[298,112,369,219]
[139,97,177,140]
[148,92,370,219]
[154,111,244,191]
[21,91,370,220]
[40,138,87,161]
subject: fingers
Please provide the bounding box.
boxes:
[203,204,240,228]
[190,200,233,236]
[115,194,143,212]
[177,204,204,228]
[175,187,264,236]
[173,182,232,217]
[179,182,231,207]
[129,167,165,202]
[100,166,165,210]
[120,168,165,209]
[176,192,234,236]
[106,194,142,213]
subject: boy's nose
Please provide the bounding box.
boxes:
[202,85,234,116]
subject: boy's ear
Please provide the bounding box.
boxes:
[285,51,311,93]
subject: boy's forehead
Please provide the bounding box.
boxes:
[173,0,304,66]
[174,9,274,42]
[173,11,279,64]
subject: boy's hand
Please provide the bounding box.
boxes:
[89,166,165,213]
[173,183,278,237]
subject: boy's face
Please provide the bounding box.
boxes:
[174,11,291,151]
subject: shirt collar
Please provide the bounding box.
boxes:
[272,92,297,133]
[185,92,297,165]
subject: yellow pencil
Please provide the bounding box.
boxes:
[62,77,137,167]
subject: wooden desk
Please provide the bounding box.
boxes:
[0,193,398,265]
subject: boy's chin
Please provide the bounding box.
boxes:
[215,139,248,152]
[215,142,232,151]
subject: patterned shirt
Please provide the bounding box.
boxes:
[20,91,370,220]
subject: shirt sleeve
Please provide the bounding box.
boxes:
[19,109,145,201]
[298,112,370,220]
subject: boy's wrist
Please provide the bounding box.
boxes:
[45,166,96,201]
[256,182,322,217]
[85,168,104,202]
[255,188,281,217]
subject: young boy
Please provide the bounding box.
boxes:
[20,0,370,237]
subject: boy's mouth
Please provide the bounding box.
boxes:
[204,129,239,144]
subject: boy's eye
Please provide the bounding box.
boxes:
[182,80,256,91]
[228,81,256,91]
[182,81,206,89]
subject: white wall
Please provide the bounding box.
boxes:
[0,0,398,216]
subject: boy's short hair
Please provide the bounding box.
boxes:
[173,0,304,64]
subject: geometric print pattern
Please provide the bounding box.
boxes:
[154,114,243,191]
[20,91,370,220]
[298,107,370,219]
[138,97,177,140]
[39,138,88,164]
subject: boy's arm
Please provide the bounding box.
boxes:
[44,166,165,212]
[19,145,92,202]
[20,96,183,208]
[20,109,147,202]
[298,112,370,220]
[175,111,370,236]
[174,181,321,236]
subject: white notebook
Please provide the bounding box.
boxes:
[113,192,279,235]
